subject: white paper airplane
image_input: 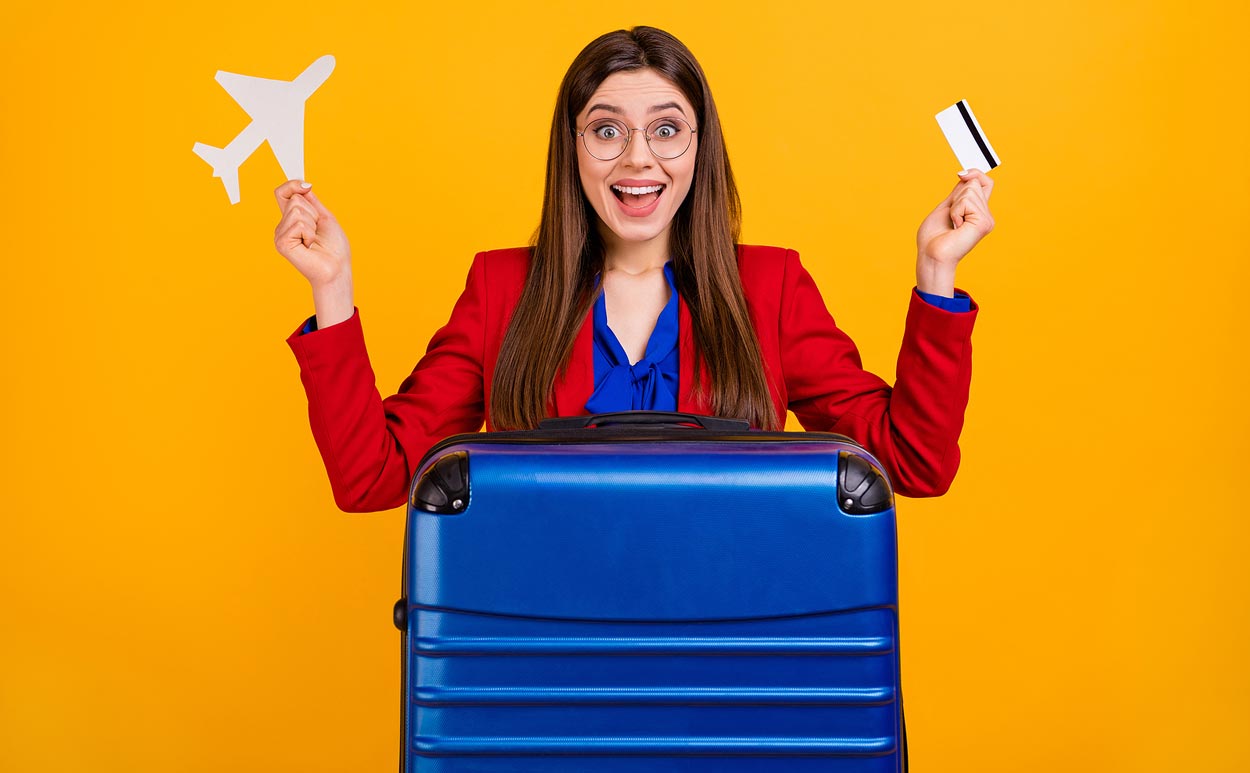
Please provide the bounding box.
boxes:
[193,55,335,204]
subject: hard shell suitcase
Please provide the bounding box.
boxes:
[395,412,906,772]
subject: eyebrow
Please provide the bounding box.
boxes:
[587,101,687,118]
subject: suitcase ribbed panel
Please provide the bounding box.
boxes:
[403,435,903,771]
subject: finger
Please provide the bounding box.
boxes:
[946,174,977,200]
[950,173,990,208]
[273,202,316,238]
[952,191,984,228]
[952,196,994,235]
[302,189,336,221]
[958,169,994,199]
[284,194,319,224]
[274,179,314,213]
[276,216,316,251]
[274,207,317,247]
[955,183,989,211]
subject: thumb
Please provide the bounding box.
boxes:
[274,179,314,214]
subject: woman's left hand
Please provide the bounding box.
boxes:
[914,169,995,295]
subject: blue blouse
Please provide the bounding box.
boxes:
[584,262,681,414]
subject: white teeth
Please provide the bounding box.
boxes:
[611,184,664,195]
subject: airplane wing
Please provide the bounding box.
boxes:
[214,71,294,121]
[266,105,307,181]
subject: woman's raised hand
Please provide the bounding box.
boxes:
[274,180,352,286]
[914,169,996,296]
[274,180,355,328]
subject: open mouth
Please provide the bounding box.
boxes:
[611,183,666,209]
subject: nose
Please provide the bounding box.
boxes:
[621,127,654,168]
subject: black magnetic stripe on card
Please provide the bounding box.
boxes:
[956,100,997,171]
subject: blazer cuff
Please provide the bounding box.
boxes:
[915,287,973,313]
[286,306,365,365]
[906,288,978,340]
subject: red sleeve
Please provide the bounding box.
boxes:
[779,249,977,497]
[285,253,488,512]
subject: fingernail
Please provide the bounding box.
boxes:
[300,182,313,189]
[957,170,969,176]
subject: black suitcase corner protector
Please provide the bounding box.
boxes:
[410,451,469,514]
[837,451,895,515]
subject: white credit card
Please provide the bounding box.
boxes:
[935,99,999,172]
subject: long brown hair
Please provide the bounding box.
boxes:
[490,26,778,430]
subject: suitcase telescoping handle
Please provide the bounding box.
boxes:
[538,411,751,432]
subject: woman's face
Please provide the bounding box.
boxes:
[574,68,698,253]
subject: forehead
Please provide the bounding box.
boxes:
[579,69,693,119]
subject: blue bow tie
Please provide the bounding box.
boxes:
[586,356,676,413]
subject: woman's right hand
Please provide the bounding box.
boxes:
[274,180,352,288]
[274,180,355,329]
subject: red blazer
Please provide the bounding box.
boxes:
[287,244,977,512]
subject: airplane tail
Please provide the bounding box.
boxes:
[192,142,241,205]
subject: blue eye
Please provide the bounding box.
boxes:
[595,125,620,140]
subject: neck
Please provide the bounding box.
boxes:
[599,220,671,274]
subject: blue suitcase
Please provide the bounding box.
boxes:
[394,412,906,772]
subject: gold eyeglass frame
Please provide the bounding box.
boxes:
[575,116,698,161]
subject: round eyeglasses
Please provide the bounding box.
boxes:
[576,116,697,161]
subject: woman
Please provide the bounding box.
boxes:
[277,26,994,513]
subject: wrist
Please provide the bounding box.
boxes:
[915,255,958,297]
[309,263,352,291]
[311,272,355,329]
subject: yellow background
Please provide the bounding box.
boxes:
[2,1,1247,770]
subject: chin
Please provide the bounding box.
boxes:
[610,222,670,243]
[597,208,675,245]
